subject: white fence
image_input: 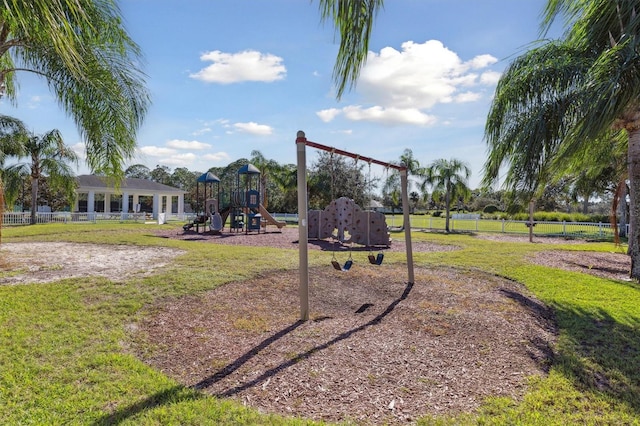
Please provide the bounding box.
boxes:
[2,212,150,225]
[275,213,620,240]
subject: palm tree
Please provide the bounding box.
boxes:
[3,124,78,225]
[382,168,401,214]
[0,115,29,241]
[0,3,148,187]
[422,158,471,233]
[250,150,281,209]
[271,164,298,212]
[0,0,149,243]
[409,191,420,213]
[482,0,640,278]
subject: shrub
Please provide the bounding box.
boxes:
[483,204,499,214]
[511,211,611,223]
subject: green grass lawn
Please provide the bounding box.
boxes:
[1,222,639,425]
[386,215,619,240]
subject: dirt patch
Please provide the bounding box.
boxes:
[133,265,556,425]
[476,233,632,281]
[530,250,631,281]
[0,242,184,285]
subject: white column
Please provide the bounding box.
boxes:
[88,191,95,213]
[164,195,171,215]
[104,193,111,213]
[178,194,184,219]
[152,193,160,219]
[122,192,129,214]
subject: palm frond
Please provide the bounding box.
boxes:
[318,0,384,99]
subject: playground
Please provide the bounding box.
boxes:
[2,134,636,424]
[182,164,286,235]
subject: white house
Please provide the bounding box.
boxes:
[75,175,186,219]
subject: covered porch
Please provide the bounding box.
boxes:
[75,175,187,220]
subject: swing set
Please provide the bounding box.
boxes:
[296,130,415,321]
[328,158,384,270]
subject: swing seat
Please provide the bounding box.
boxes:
[342,259,353,271]
[368,253,377,264]
[376,252,384,265]
[332,259,353,271]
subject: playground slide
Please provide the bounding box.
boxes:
[258,204,286,228]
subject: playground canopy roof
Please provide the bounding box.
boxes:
[238,164,260,175]
[197,171,220,183]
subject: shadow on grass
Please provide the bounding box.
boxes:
[93,281,414,424]
[92,386,204,425]
[550,304,640,413]
[499,288,557,372]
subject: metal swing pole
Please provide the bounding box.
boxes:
[296,131,309,321]
[400,168,415,284]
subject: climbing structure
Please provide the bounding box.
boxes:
[308,197,390,246]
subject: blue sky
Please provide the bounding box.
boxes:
[1,0,561,189]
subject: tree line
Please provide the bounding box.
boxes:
[0,0,636,275]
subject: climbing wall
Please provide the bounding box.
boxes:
[308,197,390,247]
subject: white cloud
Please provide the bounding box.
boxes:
[233,122,273,135]
[342,105,436,126]
[139,146,177,157]
[71,142,86,161]
[203,151,231,162]
[453,91,482,103]
[333,129,353,135]
[136,142,229,168]
[190,50,286,84]
[166,139,211,150]
[468,54,498,69]
[192,127,212,136]
[480,70,502,85]
[317,105,436,126]
[27,95,43,109]
[316,108,341,123]
[358,40,498,109]
[157,152,198,167]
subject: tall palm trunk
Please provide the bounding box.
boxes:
[444,183,451,233]
[627,128,640,279]
[30,176,38,225]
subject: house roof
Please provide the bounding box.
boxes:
[76,174,186,194]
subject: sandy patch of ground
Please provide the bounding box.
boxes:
[0,242,184,285]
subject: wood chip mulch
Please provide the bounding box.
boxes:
[133,260,556,425]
